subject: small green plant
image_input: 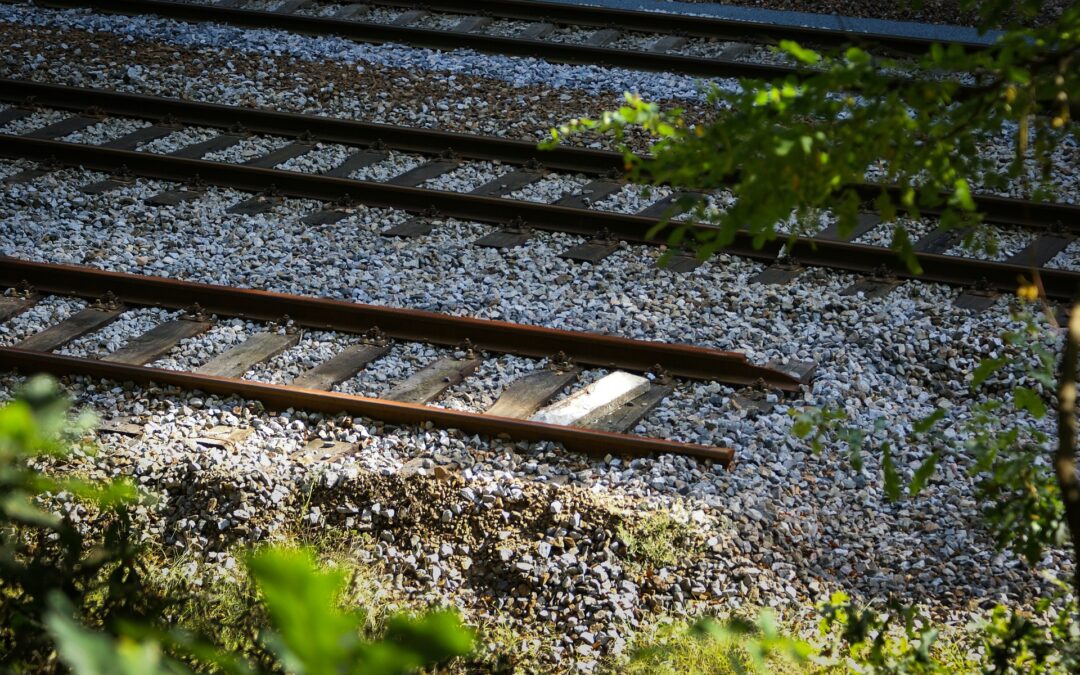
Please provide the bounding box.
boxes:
[0,376,475,674]
[816,591,947,673]
[617,512,698,571]
[0,375,143,666]
[625,613,812,674]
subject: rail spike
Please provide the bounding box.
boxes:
[505,215,530,234]
[548,351,575,372]
[459,338,478,359]
[11,280,35,298]
[872,264,896,281]
[182,302,209,322]
[91,291,123,311]
[269,314,298,335]
[648,364,672,385]
[361,326,390,347]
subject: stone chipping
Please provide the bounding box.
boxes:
[0,1,1078,670]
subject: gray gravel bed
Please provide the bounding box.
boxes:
[201,134,291,164]
[0,0,721,103]
[243,330,352,384]
[504,173,591,203]
[57,307,177,359]
[544,25,601,45]
[10,5,1075,208]
[276,142,353,173]
[1,2,1076,663]
[350,151,426,182]
[294,2,343,18]
[364,8,406,24]
[0,158,35,180]
[1045,239,1080,272]
[484,19,535,37]
[150,319,264,371]
[239,0,284,10]
[977,132,1080,205]
[0,295,85,346]
[59,117,151,145]
[0,161,1072,663]
[731,44,797,66]
[945,227,1034,262]
[640,380,739,439]
[438,354,547,413]
[0,108,68,135]
[334,341,446,399]
[592,184,672,214]
[412,12,467,32]
[607,31,663,51]
[420,161,512,193]
[136,126,222,154]
[854,217,940,248]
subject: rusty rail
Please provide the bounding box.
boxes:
[3,132,1080,300]
[2,80,1076,231]
[0,257,800,388]
[0,346,734,464]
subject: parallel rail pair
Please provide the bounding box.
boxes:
[2,81,1079,303]
[25,0,990,87]
[0,258,807,464]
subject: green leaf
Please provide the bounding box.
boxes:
[46,593,174,675]
[1013,386,1047,419]
[913,408,946,434]
[909,452,940,497]
[779,40,820,65]
[1,492,62,529]
[247,548,362,675]
[381,611,473,665]
[971,357,1006,389]
[950,178,976,211]
[882,443,902,502]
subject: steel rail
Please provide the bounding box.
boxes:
[33,0,796,81]
[30,1,1071,117]
[31,0,993,55]
[0,79,621,175]
[0,346,735,463]
[362,0,990,53]
[0,257,797,388]
[2,134,1080,300]
[3,80,1077,232]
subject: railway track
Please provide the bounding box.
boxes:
[0,258,807,463]
[26,0,988,85]
[3,80,1079,306]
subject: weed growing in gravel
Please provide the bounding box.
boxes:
[617,511,701,572]
[0,376,474,674]
[544,0,1080,668]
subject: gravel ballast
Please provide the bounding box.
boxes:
[0,2,1077,669]
[0,163,1070,630]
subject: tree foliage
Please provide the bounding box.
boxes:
[0,376,474,674]
[546,1,1078,272]
[543,0,1080,669]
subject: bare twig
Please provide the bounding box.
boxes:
[1056,302,1080,599]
